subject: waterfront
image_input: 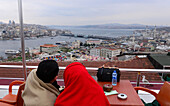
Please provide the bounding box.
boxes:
[0,36,87,58]
[0,28,136,58]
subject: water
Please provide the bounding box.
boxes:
[0,36,86,58]
[0,28,136,58]
[52,26,135,37]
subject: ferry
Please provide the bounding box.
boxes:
[5,50,20,55]
[13,38,21,40]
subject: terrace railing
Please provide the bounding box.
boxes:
[0,65,170,86]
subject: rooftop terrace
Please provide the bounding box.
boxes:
[0,58,169,104]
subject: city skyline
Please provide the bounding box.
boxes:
[0,0,170,26]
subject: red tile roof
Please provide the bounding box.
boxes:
[40,44,58,48]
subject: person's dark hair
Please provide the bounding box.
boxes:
[36,60,59,83]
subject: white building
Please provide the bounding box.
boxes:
[90,47,101,57]
[86,40,102,45]
[90,47,121,59]
[0,31,2,39]
[167,38,170,45]
[51,30,56,36]
[72,40,80,48]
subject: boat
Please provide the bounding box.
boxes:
[56,41,67,45]
[18,48,29,54]
[13,38,21,40]
[5,50,20,55]
[30,37,37,40]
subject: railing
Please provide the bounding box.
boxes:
[0,65,170,86]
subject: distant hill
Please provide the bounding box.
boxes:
[0,21,4,24]
[156,27,170,32]
[77,23,166,29]
[49,23,166,29]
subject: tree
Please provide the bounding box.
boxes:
[80,42,83,46]
[84,43,87,47]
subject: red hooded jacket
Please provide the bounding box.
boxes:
[54,62,110,106]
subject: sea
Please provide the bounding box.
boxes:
[0,27,137,58]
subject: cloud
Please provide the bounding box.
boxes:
[0,0,170,25]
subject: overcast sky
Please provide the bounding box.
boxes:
[0,0,170,26]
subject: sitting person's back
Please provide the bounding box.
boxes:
[54,62,110,106]
[22,60,60,106]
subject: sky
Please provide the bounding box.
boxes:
[0,0,170,26]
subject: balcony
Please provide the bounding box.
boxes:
[0,63,169,104]
[1,0,170,105]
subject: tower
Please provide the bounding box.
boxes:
[9,20,11,25]
[153,25,157,38]
[133,31,135,43]
[145,25,149,37]
[12,20,15,26]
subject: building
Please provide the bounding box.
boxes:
[101,48,121,58]
[90,47,101,57]
[148,53,170,81]
[72,40,80,48]
[0,31,2,39]
[90,47,121,59]
[51,30,56,36]
[86,40,102,45]
[148,53,170,69]
[40,44,58,54]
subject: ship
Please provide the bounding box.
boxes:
[5,50,20,55]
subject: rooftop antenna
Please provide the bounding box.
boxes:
[18,0,27,80]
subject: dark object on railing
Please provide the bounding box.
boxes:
[134,81,170,106]
[97,67,120,82]
[0,80,25,106]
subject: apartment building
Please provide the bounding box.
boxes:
[86,40,102,45]
[40,44,59,54]
[90,47,101,57]
[90,47,121,59]
[72,40,80,48]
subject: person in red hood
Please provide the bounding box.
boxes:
[54,62,110,106]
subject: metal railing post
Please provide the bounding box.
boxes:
[18,0,27,81]
[136,72,141,86]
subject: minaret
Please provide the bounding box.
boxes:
[133,32,135,43]
[133,32,135,51]
[145,25,148,37]
[153,25,157,38]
